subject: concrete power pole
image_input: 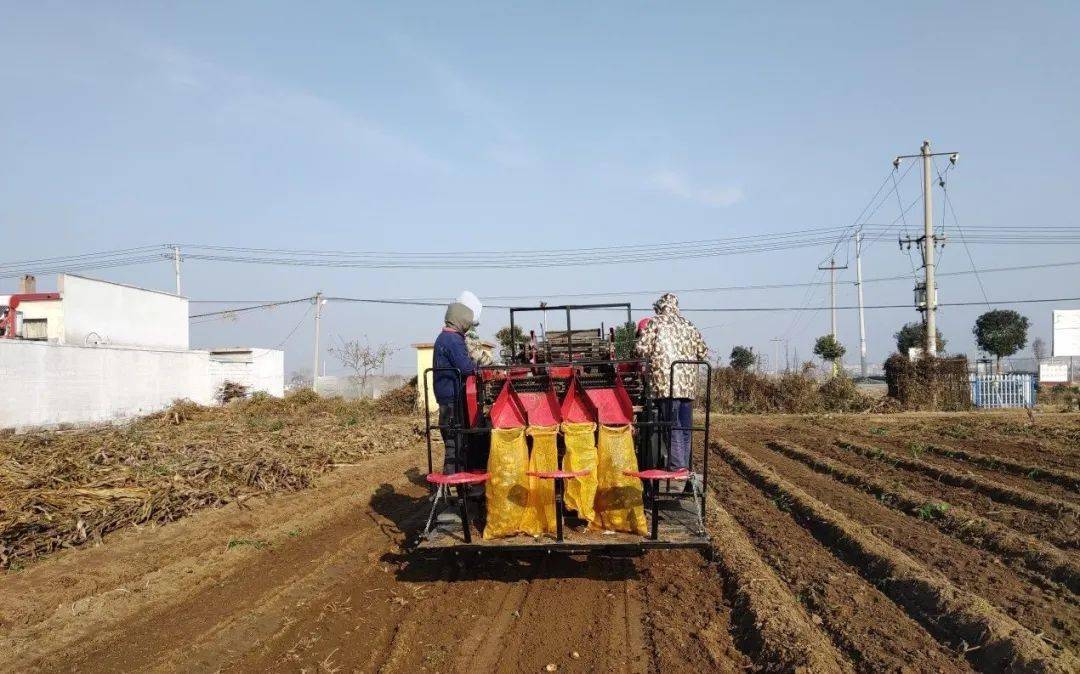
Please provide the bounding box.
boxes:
[312,292,324,394]
[818,257,848,338]
[921,141,936,356]
[855,230,868,378]
[895,140,958,357]
[771,338,783,375]
[173,246,182,296]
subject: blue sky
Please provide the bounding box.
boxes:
[2,2,1078,374]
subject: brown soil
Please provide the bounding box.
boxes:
[707,458,970,672]
[3,410,1078,672]
[715,441,1076,672]
[758,417,1080,550]
[717,434,1079,652]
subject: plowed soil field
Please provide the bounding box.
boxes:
[1,411,1077,672]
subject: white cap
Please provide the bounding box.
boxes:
[456,290,482,322]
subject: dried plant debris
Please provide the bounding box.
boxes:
[0,387,422,568]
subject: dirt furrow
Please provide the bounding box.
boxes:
[706,459,969,672]
[742,421,1078,548]
[727,437,1079,651]
[809,416,1080,472]
[836,440,1080,518]
[717,440,1077,673]
[706,503,853,672]
[823,428,1079,503]
[767,439,1080,594]
[920,443,1080,495]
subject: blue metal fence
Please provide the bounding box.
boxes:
[969,374,1036,409]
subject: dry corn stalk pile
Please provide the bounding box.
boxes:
[0,387,422,568]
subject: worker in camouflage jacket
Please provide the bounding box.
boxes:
[635,293,709,473]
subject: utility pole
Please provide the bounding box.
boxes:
[173,246,182,296]
[771,338,783,375]
[817,257,848,338]
[895,140,958,357]
[312,292,324,394]
[855,230,868,378]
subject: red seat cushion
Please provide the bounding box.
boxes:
[526,469,591,480]
[426,471,490,486]
[624,468,690,480]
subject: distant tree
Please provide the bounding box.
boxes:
[973,310,1030,372]
[328,337,397,394]
[729,346,755,371]
[813,335,846,375]
[287,370,311,390]
[894,321,947,356]
[495,325,526,363]
[613,321,637,359]
[1032,337,1048,362]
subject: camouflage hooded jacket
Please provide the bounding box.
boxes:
[635,293,709,399]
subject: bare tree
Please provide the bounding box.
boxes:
[1032,337,1047,363]
[328,337,397,395]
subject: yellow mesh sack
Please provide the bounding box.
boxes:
[561,422,598,524]
[484,427,530,539]
[520,425,559,536]
[592,424,648,535]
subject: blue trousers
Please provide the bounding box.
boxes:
[659,398,693,470]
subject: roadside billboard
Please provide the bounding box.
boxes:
[1052,309,1080,357]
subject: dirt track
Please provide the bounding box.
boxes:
[1,412,1077,672]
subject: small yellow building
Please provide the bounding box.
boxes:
[413,340,495,413]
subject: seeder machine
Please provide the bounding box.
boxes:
[418,303,711,554]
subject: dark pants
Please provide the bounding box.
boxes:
[438,402,461,474]
[659,398,693,471]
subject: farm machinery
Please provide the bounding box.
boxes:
[418,303,712,554]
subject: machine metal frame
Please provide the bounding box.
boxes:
[417,303,712,555]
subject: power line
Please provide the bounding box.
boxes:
[671,295,1080,313]
[934,157,990,308]
[184,258,1080,310]
[274,304,314,348]
[188,296,315,319]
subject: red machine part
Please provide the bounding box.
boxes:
[464,375,479,427]
[489,379,527,429]
[584,374,634,425]
[516,383,562,427]
[0,293,60,338]
[560,376,598,424]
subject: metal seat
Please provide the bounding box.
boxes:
[423,472,489,543]
[527,469,591,541]
[625,468,689,481]
[426,471,489,486]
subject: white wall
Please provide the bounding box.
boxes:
[15,299,64,341]
[315,374,405,399]
[59,274,188,350]
[208,349,285,399]
[0,340,213,430]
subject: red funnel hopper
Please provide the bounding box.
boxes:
[489,380,527,429]
[584,376,634,425]
[560,377,598,424]
[517,384,562,427]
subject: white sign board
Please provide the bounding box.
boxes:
[1053,309,1080,357]
[1039,362,1069,383]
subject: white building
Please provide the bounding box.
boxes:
[0,274,284,430]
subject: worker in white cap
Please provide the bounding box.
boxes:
[433,290,483,473]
